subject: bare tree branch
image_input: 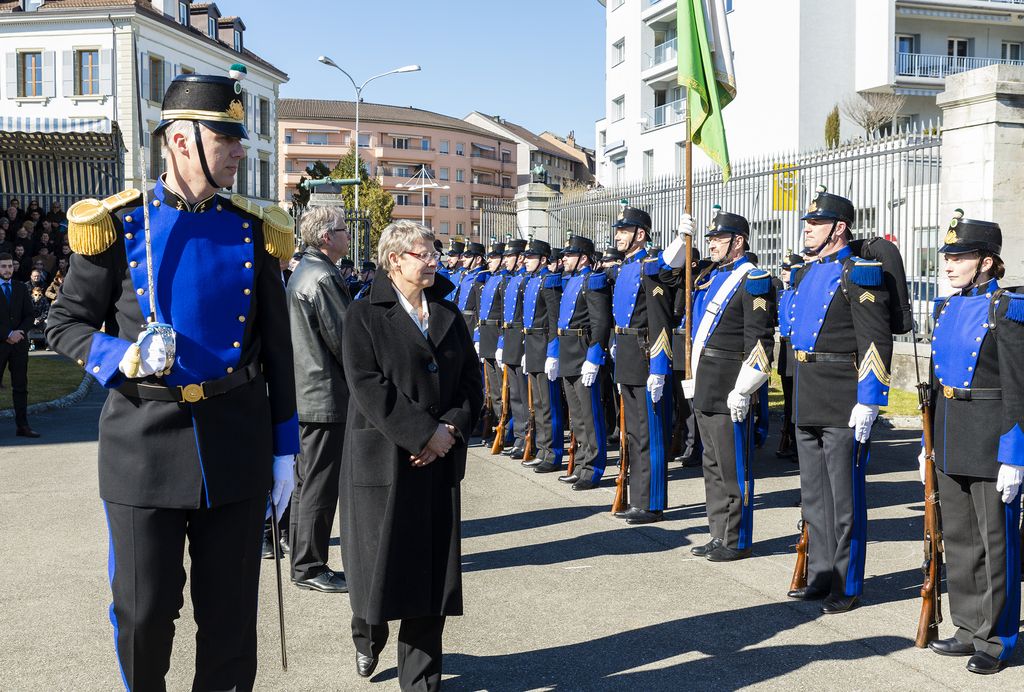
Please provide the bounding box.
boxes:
[841,92,906,137]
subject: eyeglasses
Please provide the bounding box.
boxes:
[328,227,348,234]
[404,251,441,263]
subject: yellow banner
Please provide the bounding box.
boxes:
[773,163,797,211]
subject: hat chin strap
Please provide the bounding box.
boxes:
[806,220,839,257]
[193,121,222,191]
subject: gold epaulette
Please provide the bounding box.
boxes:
[66,189,141,255]
[230,194,295,261]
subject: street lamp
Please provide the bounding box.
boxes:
[396,167,449,226]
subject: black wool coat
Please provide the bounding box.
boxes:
[340,272,483,624]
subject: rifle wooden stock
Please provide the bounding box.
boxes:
[611,393,629,514]
[915,381,943,648]
[789,518,809,592]
[491,365,510,455]
[523,376,535,461]
[568,430,577,476]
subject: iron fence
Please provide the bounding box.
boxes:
[479,197,519,242]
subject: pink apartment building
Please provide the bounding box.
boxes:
[278,99,517,241]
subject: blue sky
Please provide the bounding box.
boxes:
[241,0,605,148]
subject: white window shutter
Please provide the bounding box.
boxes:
[5,53,17,96]
[164,60,172,96]
[100,49,113,95]
[140,51,149,101]
[254,97,261,135]
[43,50,56,97]
[62,50,74,96]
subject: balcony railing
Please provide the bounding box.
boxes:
[376,166,435,179]
[895,52,1024,79]
[643,37,677,70]
[643,98,686,131]
[470,149,497,160]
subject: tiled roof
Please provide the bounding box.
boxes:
[471,112,573,160]
[279,99,515,143]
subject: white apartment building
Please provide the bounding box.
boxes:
[595,0,1024,185]
[0,0,287,202]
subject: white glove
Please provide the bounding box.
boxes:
[918,447,926,485]
[996,464,1024,504]
[610,341,617,361]
[267,454,295,519]
[663,213,695,268]
[118,331,170,378]
[545,357,559,381]
[580,361,600,387]
[474,341,480,356]
[520,354,526,368]
[647,374,666,403]
[848,403,879,443]
[616,382,621,394]
[679,212,695,238]
[495,348,503,364]
[727,390,750,422]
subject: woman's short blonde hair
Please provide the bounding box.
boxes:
[377,220,435,274]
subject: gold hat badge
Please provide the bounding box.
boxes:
[944,208,964,245]
[226,99,244,122]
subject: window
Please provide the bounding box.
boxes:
[258,97,270,135]
[613,157,626,185]
[948,37,969,58]
[208,17,217,38]
[472,223,480,235]
[392,137,409,149]
[643,150,654,181]
[233,30,243,53]
[150,138,165,180]
[306,133,328,146]
[456,223,464,235]
[148,55,164,102]
[896,34,916,55]
[284,133,293,144]
[18,52,43,97]
[395,194,410,206]
[440,195,449,208]
[501,176,511,188]
[421,138,430,151]
[455,143,464,156]
[394,166,413,178]
[423,193,432,207]
[612,39,625,66]
[440,221,450,234]
[612,96,625,122]
[674,141,686,176]
[439,167,449,181]
[285,159,295,173]
[1003,42,1022,61]
[501,149,511,163]
[358,133,370,148]
[455,169,464,183]
[178,1,189,25]
[440,140,449,154]
[455,196,465,209]
[75,49,99,96]
[259,159,270,198]
[236,155,248,194]
[726,0,733,11]
[598,130,606,151]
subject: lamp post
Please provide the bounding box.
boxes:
[396,167,449,226]
[317,57,419,254]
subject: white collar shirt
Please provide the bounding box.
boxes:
[394,283,430,339]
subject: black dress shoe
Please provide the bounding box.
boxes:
[509,447,525,460]
[261,529,275,559]
[787,586,827,600]
[613,507,631,519]
[356,652,378,678]
[521,458,541,468]
[967,651,1006,675]
[571,479,597,491]
[677,452,701,468]
[820,595,858,614]
[16,426,40,438]
[558,473,579,484]
[294,570,349,593]
[534,462,561,474]
[279,529,290,555]
[928,637,974,657]
[690,537,722,557]
[625,508,664,525]
[706,545,752,562]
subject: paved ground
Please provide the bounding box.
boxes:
[2,389,1022,691]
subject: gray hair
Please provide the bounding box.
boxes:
[377,220,435,274]
[160,120,194,159]
[299,206,345,249]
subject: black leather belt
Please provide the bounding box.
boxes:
[614,326,648,336]
[943,386,1001,401]
[118,362,259,404]
[672,328,688,335]
[558,328,587,336]
[502,321,524,329]
[523,327,548,335]
[461,310,475,318]
[479,319,502,326]
[702,347,743,361]
[794,350,856,364]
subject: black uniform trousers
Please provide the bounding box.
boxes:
[351,615,446,692]
[104,496,265,692]
[483,358,504,442]
[695,410,755,550]
[505,363,528,448]
[671,371,701,459]
[600,363,617,436]
[621,383,671,511]
[0,341,29,427]
[796,425,868,598]
[290,421,345,581]
[937,471,1021,660]
[528,371,564,470]
[562,374,607,483]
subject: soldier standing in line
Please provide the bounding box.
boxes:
[919,212,1022,674]
[455,241,487,335]
[785,186,896,614]
[476,241,508,447]
[554,235,613,491]
[497,239,529,457]
[444,238,467,302]
[668,247,705,468]
[776,253,804,461]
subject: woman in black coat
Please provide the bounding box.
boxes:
[341,220,482,691]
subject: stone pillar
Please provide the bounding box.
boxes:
[937,64,1024,286]
[515,183,559,244]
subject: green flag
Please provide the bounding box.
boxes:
[678,0,736,181]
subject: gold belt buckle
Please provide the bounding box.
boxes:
[796,351,807,363]
[180,383,207,403]
[943,385,954,399]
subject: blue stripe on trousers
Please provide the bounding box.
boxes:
[732,414,755,550]
[549,379,564,466]
[645,390,670,511]
[589,379,607,483]
[103,502,130,691]
[845,440,870,597]
[996,493,1022,659]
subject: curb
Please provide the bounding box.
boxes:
[0,374,96,419]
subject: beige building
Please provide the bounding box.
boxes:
[278,99,517,240]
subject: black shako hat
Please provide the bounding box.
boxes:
[503,239,527,256]
[612,205,652,232]
[602,247,625,262]
[448,239,466,255]
[339,258,355,268]
[464,242,486,257]
[564,235,596,256]
[361,260,376,271]
[486,241,505,257]
[705,206,750,238]
[801,185,855,226]
[781,253,805,270]
[939,209,1002,255]
[154,74,248,140]
[525,239,552,257]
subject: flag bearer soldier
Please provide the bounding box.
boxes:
[476,241,508,446]
[455,241,487,335]
[785,186,896,614]
[497,238,529,457]
[919,212,1023,674]
[518,239,565,474]
[608,206,677,524]
[46,72,299,690]
[776,253,804,460]
[668,247,706,467]
[554,235,612,490]
[679,208,776,561]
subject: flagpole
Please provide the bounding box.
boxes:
[683,103,694,382]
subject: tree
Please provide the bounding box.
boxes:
[825,105,840,149]
[841,92,906,138]
[290,160,334,208]
[331,147,394,258]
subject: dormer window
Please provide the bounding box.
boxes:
[208,16,216,37]
[233,29,243,52]
[178,1,188,25]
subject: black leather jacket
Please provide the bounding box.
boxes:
[286,247,352,423]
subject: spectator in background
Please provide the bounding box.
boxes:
[0,225,11,255]
[27,269,47,290]
[44,270,64,302]
[32,245,56,277]
[0,252,39,437]
[28,286,49,350]
[56,257,69,278]
[6,200,22,228]
[11,246,29,282]
[45,202,66,226]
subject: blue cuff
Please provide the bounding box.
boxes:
[273,412,300,456]
[86,333,133,388]
[857,372,890,407]
[473,328,480,343]
[650,352,671,376]
[547,338,558,359]
[585,343,605,366]
[497,335,505,349]
[998,423,1024,467]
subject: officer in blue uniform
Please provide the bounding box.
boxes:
[477,241,508,445]
[679,209,776,561]
[353,260,375,300]
[785,186,896,615]
[921,212,1023,674]
[776,253,804,460]
[497,239,529,456]
[554,235,612,490]
[444,238,467,301]
[46,73,299,691]
[455,241,487,334]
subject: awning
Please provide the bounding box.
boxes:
[472,143,495,151]
[2,115,112,134]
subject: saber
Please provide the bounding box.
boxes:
[270,502,288,671]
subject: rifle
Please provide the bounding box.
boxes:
[523,376,536,461]
[269,502,288,671]
[491,365,511,454]
[568,429,577,476]
[611,392,629,514]
[482,364,494,445]
[915,382,943,646]
[789,518,809,592]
